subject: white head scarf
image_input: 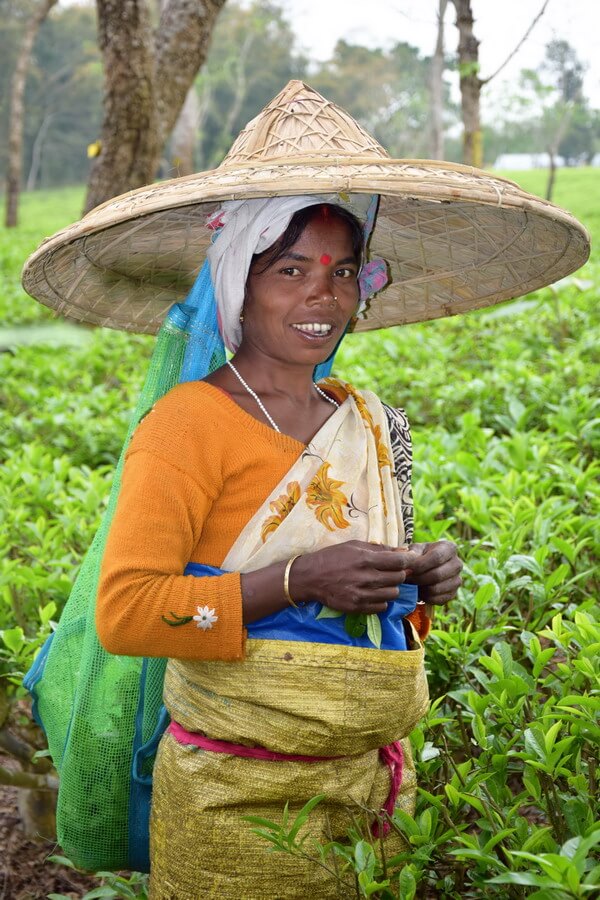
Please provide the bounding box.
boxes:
[206,194,375,352]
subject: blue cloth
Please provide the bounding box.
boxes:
[166,259,226,382]
[184,562,417,651]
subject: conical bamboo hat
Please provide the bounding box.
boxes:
[22,80,590,334]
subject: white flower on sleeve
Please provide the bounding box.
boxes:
[193,605,218,631]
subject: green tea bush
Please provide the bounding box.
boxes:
[0,175,598,897]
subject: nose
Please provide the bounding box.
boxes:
[307,271,337,306]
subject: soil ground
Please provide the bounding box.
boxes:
[0,779,97,900]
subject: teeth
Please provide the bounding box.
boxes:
[292,323,332,334]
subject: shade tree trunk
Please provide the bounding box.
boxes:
[84,0,227,213]
[4,0,59,227]
[170,86,201,176]
[451,0,550,168]
[451,0,482,168]
[429,0,448,160]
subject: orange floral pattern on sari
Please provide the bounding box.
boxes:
[260,481,301,543]
[328,381,392,516]
[306,462,350,532]
[372,423,392,470]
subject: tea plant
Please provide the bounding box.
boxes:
[47,857,149,899]
[0,174,598,895]
[243,177,599,895]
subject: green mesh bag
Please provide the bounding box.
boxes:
[25,277,226,872]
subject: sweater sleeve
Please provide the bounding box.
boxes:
[97,416,246,661]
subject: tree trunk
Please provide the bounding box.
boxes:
[84,0,226,214]
[4,0,59,228]
[222,31,254,144]
[26,111,55,190]
[545,106,573,201]
[545,150,557,201]
[170,86,200,176]
[429,0,448,159]
[18,787,57,841]
[0,722,59,840]
[154,0,226,150]
[452,0,483,167]
[83,0,159,214]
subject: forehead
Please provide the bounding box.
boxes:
[291,216,354,252]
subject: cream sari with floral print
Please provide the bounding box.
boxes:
[150,380,429,900]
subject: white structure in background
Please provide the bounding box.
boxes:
[493,153,566,170]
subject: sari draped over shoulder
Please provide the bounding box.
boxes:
[150,381,429,900]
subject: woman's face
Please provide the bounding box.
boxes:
[240,216,360,367]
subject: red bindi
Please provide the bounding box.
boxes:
[320,253,332,265]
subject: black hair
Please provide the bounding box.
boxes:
[250,203,364,275]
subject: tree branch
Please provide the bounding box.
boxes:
[0,766,58,790]
[482,0,551,85]
[0,728,35,765]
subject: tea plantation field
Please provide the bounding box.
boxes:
[0,169,598,898]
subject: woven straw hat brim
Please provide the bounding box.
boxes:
[22,82,590,334]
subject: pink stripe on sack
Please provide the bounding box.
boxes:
[372,741,404,836]
[168,720,403,835]
[167,720,339,762]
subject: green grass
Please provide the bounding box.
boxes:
[0,172,598,898]
[496,166,599,255]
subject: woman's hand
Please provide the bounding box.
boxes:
[290,540,415,614]
[401,540,462,606]
[241,539,462,625]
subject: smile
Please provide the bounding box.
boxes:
[291,323,333,335]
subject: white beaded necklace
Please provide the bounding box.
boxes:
[226,360,339,434]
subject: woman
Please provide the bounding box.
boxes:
[22,82,587,898]
[96,196,461,898]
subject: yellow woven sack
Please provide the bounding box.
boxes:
[150,635,428,899]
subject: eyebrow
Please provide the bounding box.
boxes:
[282,252,357,265]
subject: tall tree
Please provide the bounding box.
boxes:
[170,86,201,175]
[0,4,104,190]
[84,0,226,214]
[429,0,448,159]
[539,40,585,198]
[451,0,482,167]
[196,1,306,169]
[451,0,550,167]
[4,0,58,227]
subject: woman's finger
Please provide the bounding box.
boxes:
[357,570,407,590]
[420,575,462,604]
[404,541,459,576]
[407,558,462,587]
[363,601,391,614]
[367,548,416,572]
[363,585,402,602]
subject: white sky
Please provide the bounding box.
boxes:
[277,0,600,112]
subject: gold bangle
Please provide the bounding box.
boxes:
[283,555,301,608]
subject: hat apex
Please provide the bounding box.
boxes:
[220,80,389,166]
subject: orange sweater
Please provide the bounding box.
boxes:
[97,381,309,660]
[97,380,426,661]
